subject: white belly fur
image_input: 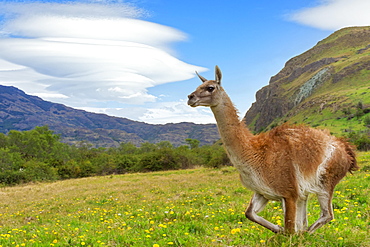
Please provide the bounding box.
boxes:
[234,159,281,200]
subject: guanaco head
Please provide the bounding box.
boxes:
[187,65,222,107]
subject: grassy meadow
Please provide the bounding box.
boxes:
[0,152,369,247]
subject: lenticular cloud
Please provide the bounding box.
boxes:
[289,0,370,30]
[0,1,205,105]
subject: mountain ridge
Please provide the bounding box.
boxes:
[0,85,219,147]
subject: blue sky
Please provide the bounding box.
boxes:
[0,0,369,124]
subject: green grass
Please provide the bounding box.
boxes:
[1,152,369,247]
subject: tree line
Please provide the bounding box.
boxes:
[0,126,230,186]
[1,123,368,186]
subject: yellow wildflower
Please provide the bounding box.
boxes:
[230,228,241,234]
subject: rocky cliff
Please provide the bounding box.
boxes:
[244,26,370,132]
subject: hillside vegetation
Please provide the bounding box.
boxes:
[0,152,369,246]
[244,26,370,144]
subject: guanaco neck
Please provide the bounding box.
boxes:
[210,90,253,161]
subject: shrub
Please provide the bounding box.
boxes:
[355,108,364,119]
[185,138,200,149]
[57,159,83,179]
[174,147,197,169]
[364,114,370,127]
[0,148,24,171]
[0,170,27,185]
[342,107,351,115]
[206,148,230,168]
[357,101,363,109]
[347,130,370,151]
[134,149,180,172]
[115,155,140,173]
[23,160,59,182]
[79,160,98,177]
[92,153,118,175]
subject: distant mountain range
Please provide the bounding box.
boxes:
[0,85,219,147]
[244,26,370,134]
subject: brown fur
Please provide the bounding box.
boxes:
[187,66,359,233]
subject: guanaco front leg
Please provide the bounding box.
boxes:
[283,197,298,233]
[245,193,283,233]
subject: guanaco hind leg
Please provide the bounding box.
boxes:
[296,196,309,231]
[308,193,334,232]
[245,193,283,233]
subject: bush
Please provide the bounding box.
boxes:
[194,144,230,168]
[115,155,140,173]
[92,153,118,175]
[342,107,351,115]
[0,170,27,185]
[207,154,230,168]
[174,147,197,169]
[347,130,370,151]
[57,159,83,179]
[355,108,364,119]
[0,148,24,171]
[23,160,59,182]
[364,114,370,127]
[134,149,180,172]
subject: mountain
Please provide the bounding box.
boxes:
[244,26,370,134]
[0,85,219,147]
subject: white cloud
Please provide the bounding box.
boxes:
[0,1,206,112]
[78,100,216,125]
[138,100,216,124]
[289,0,370,30]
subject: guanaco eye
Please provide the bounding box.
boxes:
[206,86,215,92]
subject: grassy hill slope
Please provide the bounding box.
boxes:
[244,26,370,137]
[0,152,369,246]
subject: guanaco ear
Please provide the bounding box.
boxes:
[215,65,222,84]
[196,71,208,83]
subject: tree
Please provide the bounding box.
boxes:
[0,133,7,148]
[7,126,63,161]
[347,131,370,151]
[0,148,25,185]
[139,142,157,153]
[0,148,23,171]
[115,154,139,173]
[135,149,180,172]
[117,142,138,155]
[156,141,173,149]
[185,138,200,149]
[364,114,370,127]
[23,160,59,182]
